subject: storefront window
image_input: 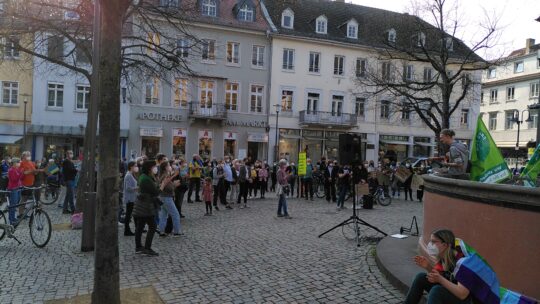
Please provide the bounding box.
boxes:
[278,129,300,163]
[141,137,160,159]
[198,130,213,161]
[413,136,431,157]
[302,130,323,162]
[324,131,340,161]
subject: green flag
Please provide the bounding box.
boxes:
[470,116,511,183]
[519,144,540,187]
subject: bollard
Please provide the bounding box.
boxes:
[81,191,96,252]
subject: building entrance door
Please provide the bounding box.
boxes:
[141,137,160,159]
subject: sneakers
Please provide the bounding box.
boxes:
[159,233,168,237]
[239,205,245,209]
[135,246,144,254]
[204,213,210,216]
[142,248,159,256]
[172,233,184,237]
[214,206,220,211]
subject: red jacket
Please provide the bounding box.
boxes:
[7,167,23,190]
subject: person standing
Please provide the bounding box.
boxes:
[439,129,469,179]
[229,160,239,203]
[237,159,249,207]
[174,159,189,218]
[270,162,277,192]
[353,162,369,203]
[187,154,203,203]
[202,177,213,216]
[303,159,314,201]
[62,150,77,214]
[286,162,298,198]
[258,162,268,199]
[19,151,39,216]
[336,164,351,210]
[122,161,139,236]
[276,159,291,219]
[7,158,23,224]
[132,160,160,256]
[324,160,338,203]
[223,156,234,203]
[157,162,182,237]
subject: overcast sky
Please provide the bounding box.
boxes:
[350,0,540,59]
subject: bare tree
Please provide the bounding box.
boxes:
[356,0,502,150]
[0,0,203,302]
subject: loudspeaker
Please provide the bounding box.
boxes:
[339,134,362,166]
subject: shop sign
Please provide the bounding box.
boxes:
[140,127,163,137]
[137,112,182,122]
[225,120,267,128]
[172,128,186,137]
[199,130,213,139]
[224,131,238,140]
[298,152,307,176]
[247,132,268,143]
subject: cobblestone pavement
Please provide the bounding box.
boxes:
[0,191,423,304]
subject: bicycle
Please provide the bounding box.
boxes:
[312,172,326,198]
[374,185,392,206]
[38,178,62,205]
[0,186,52,248]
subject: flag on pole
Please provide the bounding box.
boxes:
[519,144,540,187]
[470,116,511,183]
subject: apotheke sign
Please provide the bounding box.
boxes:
[137,112,182,122]
[224,120,267,128]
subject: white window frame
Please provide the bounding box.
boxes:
[528,113,538,129]
[2,36,20,59]
[225,81,240,111]
[487,68,496,79]
[177,38,189,58]
[404,65,414,81]
[199,80,215,108]
[347,20,358,39]
[281,89,294,112]
[460,109,469,127]
[281,8,294,29]
[172,78,188,108]
[514,61,524,73]
[387,29,396,43]
[250,84,264,113]
[282,48,295,71]
[334,55,345,76]
[201,0,217,17]
[1,81,18,105]
[355,97,365,117]
[145,77,161,105]
[380,100,390,119]
[506,86,515,101]
[226,41,240,65]
[309,52,320,74]
[306,92,319,114]
[417,32,426,47]
[401,107,411,120]
[356,58,366,77]
[331,95,343,116]
[75,84,90,111]
[238,3,253,21]
[505,111,515,130]
[488,112,497,130]
[382,62,392,80]
[490,89,498,103]
[201,39,215,62]
[530,82,539,98]
[251,45,264,68]
[316,16,327,34]
[423,67,433,82]
[47,82,64,109]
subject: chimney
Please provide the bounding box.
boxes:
[525,38,535,54]
[334,0,345,2]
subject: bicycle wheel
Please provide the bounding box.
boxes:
[38,186,59,205]
[29,209,52,248]
[0,210,6,241]
[342,221,362,241]
[315,181,325,198]
[377,193,392,206]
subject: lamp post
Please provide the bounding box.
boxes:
[511,109,533,171]
[23,98,28,151]
[273,104,281,162]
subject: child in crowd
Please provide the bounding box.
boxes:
[202,177,213,216]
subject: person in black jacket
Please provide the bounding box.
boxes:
[324,160,339,203]
[353,162,369,203]
[62,150,77,214]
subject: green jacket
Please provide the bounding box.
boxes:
[132,173,159,218]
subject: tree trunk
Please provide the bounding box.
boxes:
[91,1,127,303]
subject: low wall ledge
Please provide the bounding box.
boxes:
[422,175,540,213]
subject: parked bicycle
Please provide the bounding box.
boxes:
[0,186,52,248]
[373,185,392,206]
[312,171,326,198]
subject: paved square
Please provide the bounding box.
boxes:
[0,193,423,303]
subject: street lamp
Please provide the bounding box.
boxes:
[511,109,533,171]
[23,98,28,151]
[273,103,281,162]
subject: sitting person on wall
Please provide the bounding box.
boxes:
[405,229,471,304]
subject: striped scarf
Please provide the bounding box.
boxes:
[453,239,537,304]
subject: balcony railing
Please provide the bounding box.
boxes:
[299,110,357,127]
[188,101,227,120]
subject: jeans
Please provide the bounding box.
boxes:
[277,193,288,216]
[337,184,349,208]
[187,177,201,202]
[405,272,472,304]
[158,196,181,234]
[229,183,238,202]
[325,181,336,202]
[134,216,156,250]
[8,189,20,224]
[259,179,266,198]
[63,180,76,212]
[303,178,313,199]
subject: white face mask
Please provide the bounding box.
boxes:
[26,157,31,161]
[133,167,139,173]
[151,167,158,175]
[427,241,439,256]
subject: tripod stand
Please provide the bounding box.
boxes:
[318,180,387,247]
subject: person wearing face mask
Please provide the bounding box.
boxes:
[302,159,314,201]
[403,162,414,201]
[286,162,297,198]
[324,160,338,203]
[20,151,40,216]
[132,161,161,256]
[122,161,139,236]
[405,229,471,304]
[187,154,203,203]
[7,158,23,224]
[157,161,182,237]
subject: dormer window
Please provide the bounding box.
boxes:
[202,0,217,17]
[387,29,396,43]
[316,15,327,34]
[444,37,453,51]
[238,3,253,21]
[281,8,294,29]
[347,19,358,39]
[416,32,426,47]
